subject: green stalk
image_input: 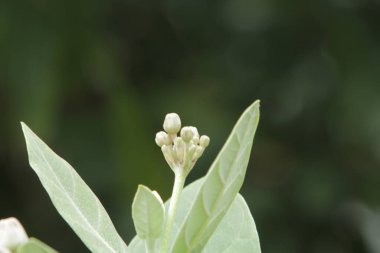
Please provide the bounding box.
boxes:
[159,170,186,253]
[145,238,155,253]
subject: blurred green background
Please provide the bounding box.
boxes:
[1,0,380,252]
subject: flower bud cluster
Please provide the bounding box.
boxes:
[155,113,210,175]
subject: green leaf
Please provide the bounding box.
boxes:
[202,195,261,253]
[132,185,165,240]
[129,100,260,253]
[171,100,260,252]
[21,123,128,253]
[17,238,58,253]
[129,179,261,253]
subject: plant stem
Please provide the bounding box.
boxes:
[145,239,155,253]
[160,170,186,253]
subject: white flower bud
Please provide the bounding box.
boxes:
[180,127,194,142]
[155,131,170,147]
[174,137,184,147]
[192,136,199,145]
[163,113,181,134]
[188,127,199,144]
[161,145,174,168]
[189,127,199,138]
[187,143,196,158]
[199,135,210,147]
[193,146,204,160]
[174,138,185,163]
[0,217,28,250]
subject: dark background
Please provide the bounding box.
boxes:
[1,0,380,252]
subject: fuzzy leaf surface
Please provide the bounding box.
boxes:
[132,185,165,240]
[21,123,128,253]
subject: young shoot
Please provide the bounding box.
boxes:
[154,113,210,253]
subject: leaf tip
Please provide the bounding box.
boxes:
[136,184,149,192]
[20,122,32,137]
[252,99,260,108]
[20,121,27,130]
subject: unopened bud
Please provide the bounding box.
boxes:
[180,127,194,142]
[163,113,181,134]
[193,146,204,159]
[161,145,174,168]
[199,135,210,147]
[188,144,196,156]
[174,138,185,163]
[0,217,28,250]
[189,127,199,138]
[174,137,184,147]
[155,131,170,147]
[188,127,199,144]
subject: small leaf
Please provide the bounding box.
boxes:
[132,185,165,240]
[17,238,58,253]
[21,123,128,253]
[171,100,260,252]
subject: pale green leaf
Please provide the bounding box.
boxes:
[129,178,261,253]
[171,100,260,252]
[21,123,128,253]
[202,195,261,253]
[17,238,58,253]
[132,185,165,240]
